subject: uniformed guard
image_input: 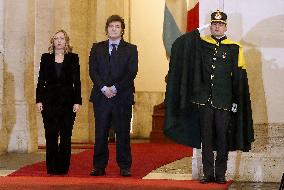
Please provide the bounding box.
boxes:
[164,9,254,184]
[197,10,234,184]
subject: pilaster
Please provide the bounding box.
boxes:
[3,0,36,153]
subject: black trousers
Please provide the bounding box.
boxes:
[199,105,230,178]
[92,101,132,170]
[42,105,75,174]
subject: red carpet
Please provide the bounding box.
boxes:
[0,177,233,190]
[5,143,232,189]
[9,143,192,178]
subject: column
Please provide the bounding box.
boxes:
[3,0,37,153]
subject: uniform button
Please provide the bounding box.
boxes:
[211,83,214,86]
[213,57,216,60]
[212,65,216,69]
[211,74,214,79]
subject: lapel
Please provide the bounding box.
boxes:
[102,40,110,64]
[117,39,127,56]
[48,53,57,80]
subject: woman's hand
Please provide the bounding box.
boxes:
[73,104,80,113]
[36,102,43,112]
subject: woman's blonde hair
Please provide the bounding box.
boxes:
[48,29,72,54]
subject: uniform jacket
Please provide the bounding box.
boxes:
[191,36,240,110]
[89,39,138,106]
[36,52,82,106]
[164,29,254,151]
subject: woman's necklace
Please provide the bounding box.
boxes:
[55,52,64,63]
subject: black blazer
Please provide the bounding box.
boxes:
[89,40,138,105]
[36,52,82,106]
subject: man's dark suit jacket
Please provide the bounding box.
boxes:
[89,40,138,106]
[36,52,82,106]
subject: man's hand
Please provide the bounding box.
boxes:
[73,104,80,113]
[231,103,237,113]
[197,23,210,32]
[104,87,117,99]
[36,102,43,112]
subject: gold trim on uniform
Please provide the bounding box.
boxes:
[191,100,231,112]
[201,35,246,69]
[211,19,227,24]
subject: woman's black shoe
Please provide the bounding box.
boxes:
[120,169,131,177]
[200,176,215,183]
[89,168,106,176]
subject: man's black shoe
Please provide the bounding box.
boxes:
[108,137,115,143]
[47,170,67,175]
[200,176,215,184]
[215,176,227,184]
[120,169,131,177]
[89,168,106,176]
[53,171,67,175]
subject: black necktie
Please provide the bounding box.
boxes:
[110,44,117,56]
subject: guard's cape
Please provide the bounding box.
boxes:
[164,30,254,152]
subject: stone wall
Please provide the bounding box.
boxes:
[132,91,165,138]
[0,0,37,153]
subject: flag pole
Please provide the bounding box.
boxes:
[218,0,224,11]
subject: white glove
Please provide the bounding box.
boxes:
[231,103,237,113]
[197,23,210,32]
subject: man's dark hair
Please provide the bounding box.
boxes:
[105,15,125,36]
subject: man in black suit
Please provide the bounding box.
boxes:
[89,15,138,177]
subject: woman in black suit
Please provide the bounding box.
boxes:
[36,29,82,175]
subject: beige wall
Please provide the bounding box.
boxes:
[131,0,169,92]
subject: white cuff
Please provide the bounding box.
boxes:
[231,103,238,113]
[111,85,117,93]
[101,86,107,93]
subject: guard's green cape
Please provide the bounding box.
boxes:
[164,30,254,152]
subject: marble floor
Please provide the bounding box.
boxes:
[147,157,281,190]
[0,147,281,190]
